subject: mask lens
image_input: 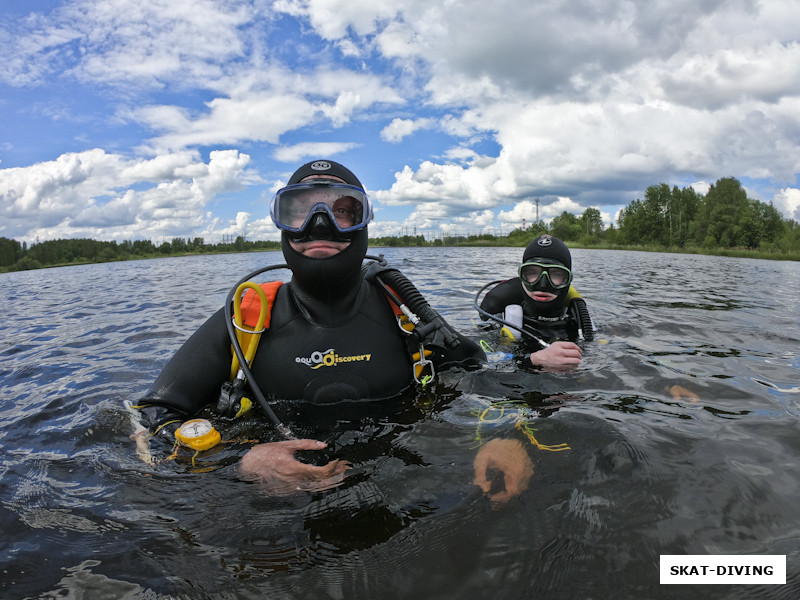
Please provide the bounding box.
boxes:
[272,184,370,233]
[520,264,544,286]
[547,266,569,287]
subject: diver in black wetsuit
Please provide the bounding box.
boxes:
[135,159,485,493]
[478,234,595,369]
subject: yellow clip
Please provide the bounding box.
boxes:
[234,397,253,419]
[398,314,416,333]
[412,344,434,384]
[500,326,517,341]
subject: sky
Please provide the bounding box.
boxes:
[2,0,800,245]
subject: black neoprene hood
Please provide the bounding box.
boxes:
[522,235,572,269]
[287,160,364,189]
[280,159,370,304]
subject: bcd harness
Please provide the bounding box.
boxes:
[217,273,439,421]
[473,280,595,348]
[513,286,594,344]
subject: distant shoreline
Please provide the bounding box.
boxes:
[3,241,798,274]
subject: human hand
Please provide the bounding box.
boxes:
[473,438,534,507]
[666,384,699,403]
[239,439,350,495]
[529,341,583,369]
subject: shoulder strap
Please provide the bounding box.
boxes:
[240,281,283,329]
[228,281,283,382]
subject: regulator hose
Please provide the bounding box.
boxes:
[473,280,550,349]
[224,263,294,439]
[370,265,461,348]
[571,297,595,341]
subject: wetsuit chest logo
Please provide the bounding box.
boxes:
[295,347,373,369]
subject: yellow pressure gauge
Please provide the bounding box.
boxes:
[175,419,221,451]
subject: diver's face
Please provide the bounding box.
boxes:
[287,174,352,257]
[288,238,350,258]
[519,261,570,306]
[523,287,558,303]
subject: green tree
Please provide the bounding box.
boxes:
[132,239,156,255]
[580,207,604,237]
[550,211,582,241]
[692,177,749,247]
[754,201,785,244]
[171,237,188,253]
[0,237,23,267]
[11,256,42,271]
[641,183,671,245]
[666,185,701,247]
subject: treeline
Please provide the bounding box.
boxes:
[0,236,281,271]
[614,177,791,250]
[3,177,799,272]
[376,177,800,255]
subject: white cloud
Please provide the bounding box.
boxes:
[127,66,405,151]
[132,94,319,152]
[2,0,800,244]
[0,0,253,89]
[774,187,800,221]
[452,209,495,228]
[364,0,800,223]
[498,197,584,227]
[380,118,433,143]
[273,142,361,164]
[374,20,421,59]
[367,219,404,238]
[273,0,399,40]
[497,201,541,228]
[376,159,505,209]
[319,91,363,127]
[0,148,256,241]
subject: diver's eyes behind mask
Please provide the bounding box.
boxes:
[270,183,373,234]
[518,261,572,291]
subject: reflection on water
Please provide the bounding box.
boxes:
[1,248,799,599]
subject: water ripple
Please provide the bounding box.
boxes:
[1,250,799,598]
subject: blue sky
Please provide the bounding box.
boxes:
[2,0,799,244]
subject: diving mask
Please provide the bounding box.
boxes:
[518,261,572,291]
[270,182,373,236]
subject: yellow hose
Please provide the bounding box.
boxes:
[229,282,269,380]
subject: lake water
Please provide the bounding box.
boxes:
[1,247,799,599]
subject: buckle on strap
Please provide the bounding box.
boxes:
[397,314,434,385]
[412,342,435,385]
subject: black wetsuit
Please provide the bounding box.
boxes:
[141,266,485,424]
[479,277,594,347]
